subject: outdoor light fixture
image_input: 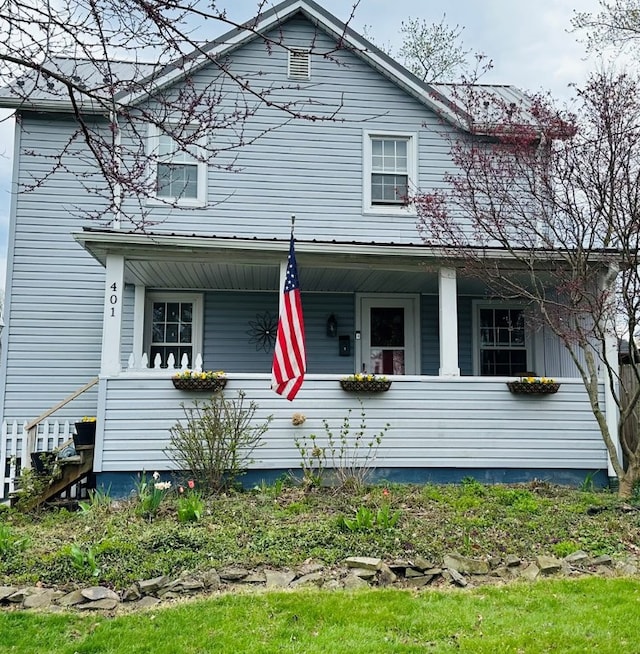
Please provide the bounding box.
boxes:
[326,314,338,337]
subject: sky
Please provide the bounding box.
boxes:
[0,0,604,292]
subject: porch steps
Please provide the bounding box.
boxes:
[10,445,95,510]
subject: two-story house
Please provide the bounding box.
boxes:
[0,0,615,500]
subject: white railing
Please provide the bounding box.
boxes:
[126,352,204,372]
[1,419,73,500]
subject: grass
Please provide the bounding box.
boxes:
[1,578,639,652]
[1,479,638,589]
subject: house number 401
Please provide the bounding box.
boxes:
[109,282,119,317]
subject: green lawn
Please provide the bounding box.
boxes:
[1,578,639,653]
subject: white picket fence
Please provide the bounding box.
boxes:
[0,419,73,501]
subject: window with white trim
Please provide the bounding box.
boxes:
[477,306,529,376]
[144,293,203,368]
[363,131,416,212]
[149,126,207,206]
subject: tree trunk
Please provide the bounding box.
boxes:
[618,473,635,499]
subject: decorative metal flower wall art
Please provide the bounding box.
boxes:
[247,311,278,351]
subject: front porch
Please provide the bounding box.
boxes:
[92,370,609,494]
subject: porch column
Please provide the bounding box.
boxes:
[132,285,145,369]
[100,254,125,376]
[439,267,460,376]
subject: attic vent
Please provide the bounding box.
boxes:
[288,49,310,80]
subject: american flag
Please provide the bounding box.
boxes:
[271,235,306,400]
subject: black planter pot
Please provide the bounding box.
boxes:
[30,451,56,475]
[74,421,96,448]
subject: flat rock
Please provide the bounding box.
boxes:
[219,567,249,581]
[7,588,36,603]
[564,550,589,564]
[23,589,64,609]
[202,570,221,589]
[412,556,436,571]
[591,555,613,567]
[0,586,18,601]
[265,570,296,589]
[343,574,370,589]
[505,555,521,567]
[378,563,397,586]
[405,568,426,578]
[447,568,468,587]
[520,563,540,581]
[344,557,382,571]
[77,598,119,611]
[406,575,433,588]
[121,585,142,602]
[138,576,170,594]
[443,553,489,575]
[242,571,266,584]
[58,589,87,607]
[81,587,119,602]
[536,556,562,574]
[352,568,377,580]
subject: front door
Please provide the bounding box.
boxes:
[359,296,419,375]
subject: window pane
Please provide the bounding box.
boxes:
[180,324,192,344]
[153,302,166,322]
[152,324,165,344]
[370,349,405,375]
[181,304,193,322]
[157,163,198,199]
[371,307,404,347]
[167,303,180,321]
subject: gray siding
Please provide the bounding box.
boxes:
[201,291,354,374]
[98,375,608,472]
[1,115,106,421]
[121,16,455,242]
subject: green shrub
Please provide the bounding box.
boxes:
[166,391,272,492]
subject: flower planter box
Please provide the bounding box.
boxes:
[74,421,96,448]
[506,382,561,395]
[340,380,392,393]
[172,377,227,392]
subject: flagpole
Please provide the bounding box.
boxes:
[290,214,295,238]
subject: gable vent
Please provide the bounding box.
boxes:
[288,49,310,80]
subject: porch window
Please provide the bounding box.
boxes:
[145,293,203,368]
[148,126,207,206]
[478,307,528,376]
[363,130,416,213]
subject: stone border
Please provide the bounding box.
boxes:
[1,551,637,612]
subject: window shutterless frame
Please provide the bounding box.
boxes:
[147,125,207,207]
[144,292,203,368]
[362,129,417,214]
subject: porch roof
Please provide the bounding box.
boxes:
[72,228,616,294]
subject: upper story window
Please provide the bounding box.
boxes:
[144,293,203,368]
[363,130,416,214]
[148,126,207,206]
[475,305,529,376]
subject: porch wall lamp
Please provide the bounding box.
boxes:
[326,314,338,338]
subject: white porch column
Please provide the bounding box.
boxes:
[439,267,460,376]
[100,254,125,376]
[132,285,146,369]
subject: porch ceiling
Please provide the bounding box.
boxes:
[124,259,443,294]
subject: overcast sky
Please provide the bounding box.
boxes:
[0,0,604,290]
